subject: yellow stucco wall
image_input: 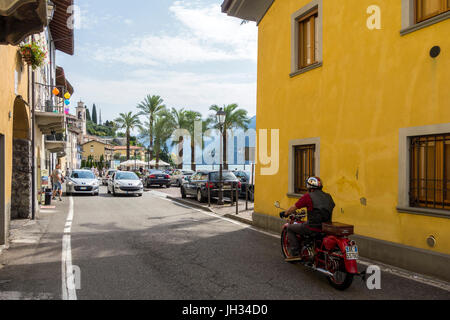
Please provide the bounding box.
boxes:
[255,0,450,254]
[81,141,112,162]
[0,44,30,220]
[113,148,145,161]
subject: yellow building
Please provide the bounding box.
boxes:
[81,140,114,163]
[223,0,450,280]
[113,146,146,161]
[0,44,30,245]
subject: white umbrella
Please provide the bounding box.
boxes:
[149,159,170,167]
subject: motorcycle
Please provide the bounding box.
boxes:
[275,201,364,290]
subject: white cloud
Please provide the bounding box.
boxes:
[69,69,256,121]
[92,1,257,66]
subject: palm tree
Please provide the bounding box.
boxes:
[137,95,166,159]
[114,112,141,160]
[184,110,202,171]
[209,104,250,170]
[167,108,188,169]
[153,115,176,169]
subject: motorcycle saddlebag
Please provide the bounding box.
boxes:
[322,222,354,237]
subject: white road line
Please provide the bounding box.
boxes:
[62,196,77,300]
[149,192,450,292]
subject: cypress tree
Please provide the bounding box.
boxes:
[86,107,91,122]
[92,104,98,124]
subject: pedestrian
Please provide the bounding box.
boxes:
[51,164,64,201]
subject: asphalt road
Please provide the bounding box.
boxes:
[1,186,449,300]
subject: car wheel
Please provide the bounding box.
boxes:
[197,189,205,203]
[113,187,117,197]
[181,187,187,199]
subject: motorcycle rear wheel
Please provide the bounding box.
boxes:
[281,228,295,262]
[326,254,354,290]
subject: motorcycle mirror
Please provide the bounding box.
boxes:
[274,201,281,208]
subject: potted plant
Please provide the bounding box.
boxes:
[19,41,47,70]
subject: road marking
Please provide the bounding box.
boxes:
[149,192,450,292]
[61,196,77,300]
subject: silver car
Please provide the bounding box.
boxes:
[66,170,100,196]
[108,171,143,197]
[170,169,194,187]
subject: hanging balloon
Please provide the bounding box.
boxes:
[64,99,70,106]
[52,88,60,96]
[64,108,69,115]
[64,92,71,100]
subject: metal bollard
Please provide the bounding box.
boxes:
[208,186,211,207]
[245,184,248,211]
[230,183,234,207]
[236,184,239,215]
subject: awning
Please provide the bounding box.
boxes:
[56,66,74,97]
[221,0,274,24]
[0,0,48,45]
[49,0,74,55]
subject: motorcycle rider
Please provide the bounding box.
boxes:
[280,177,335,262]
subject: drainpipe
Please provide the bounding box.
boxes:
[31,67,36,220]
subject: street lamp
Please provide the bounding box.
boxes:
[216,108,226,205]
[47,1,55,22]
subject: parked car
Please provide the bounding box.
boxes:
[66,170,99,196]
[107,171,143,197]
[233,170,255,201]
[102,169,117,186]
[180,170,240,203]
[144,170,171,188]
[170,169,195,187]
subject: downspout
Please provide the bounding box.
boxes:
[31,37,36,220]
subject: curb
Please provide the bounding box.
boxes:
[166,196,214,213]
[224,214,253,226]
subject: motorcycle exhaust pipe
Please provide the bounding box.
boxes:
[313,267,334,277]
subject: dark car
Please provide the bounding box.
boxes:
[180,170,240,203]
[144,170,171,188]
[233,170,254,202]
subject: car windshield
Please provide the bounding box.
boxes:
[71,171,95,179]
[116,172,139,180]
[209,172,237,181]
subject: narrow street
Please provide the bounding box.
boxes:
[0,188,449,300]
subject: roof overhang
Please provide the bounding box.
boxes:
[49,0,74,55]
[221,0,274,24]
[0,0,49,45]
[35,111,65,134]
[56,66,74,96]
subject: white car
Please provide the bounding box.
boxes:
[108,171,143,197]
[66,170,100,196]
[170,169,194,187]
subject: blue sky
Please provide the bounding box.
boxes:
[56,0,257,123]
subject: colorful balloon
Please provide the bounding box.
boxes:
[64,99,70,106]
[64,92,71,99]
[52,88,60,96]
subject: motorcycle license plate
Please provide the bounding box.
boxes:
[345,246,359,260]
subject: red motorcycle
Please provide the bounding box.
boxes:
[275,201,362,290]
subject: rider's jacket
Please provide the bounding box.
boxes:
[295,190,335,228]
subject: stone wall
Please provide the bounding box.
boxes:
[11,139,31,219]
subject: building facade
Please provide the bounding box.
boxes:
[223,0,450,280]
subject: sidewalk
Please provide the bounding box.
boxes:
[146,187,254,226]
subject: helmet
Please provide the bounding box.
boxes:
[306,177,323,190]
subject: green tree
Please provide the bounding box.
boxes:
[137,95,166,160]
[184,111,202,171]
[209,104,250,170]
[166,108,188,169]
[114,112,141,160]
[86,107,91,122]
[153,115,176,169]
[92,104,98,125]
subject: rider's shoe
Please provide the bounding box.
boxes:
[285,256,302,262]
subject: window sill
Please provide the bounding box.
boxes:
[287,193,305,199]
[400,11,450,36]
[290,62,322,78]
[396,206,450,219]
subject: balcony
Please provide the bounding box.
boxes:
[35,101,65,134]
[45,133,66,154]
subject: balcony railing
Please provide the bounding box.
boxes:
[45,133,67,142]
